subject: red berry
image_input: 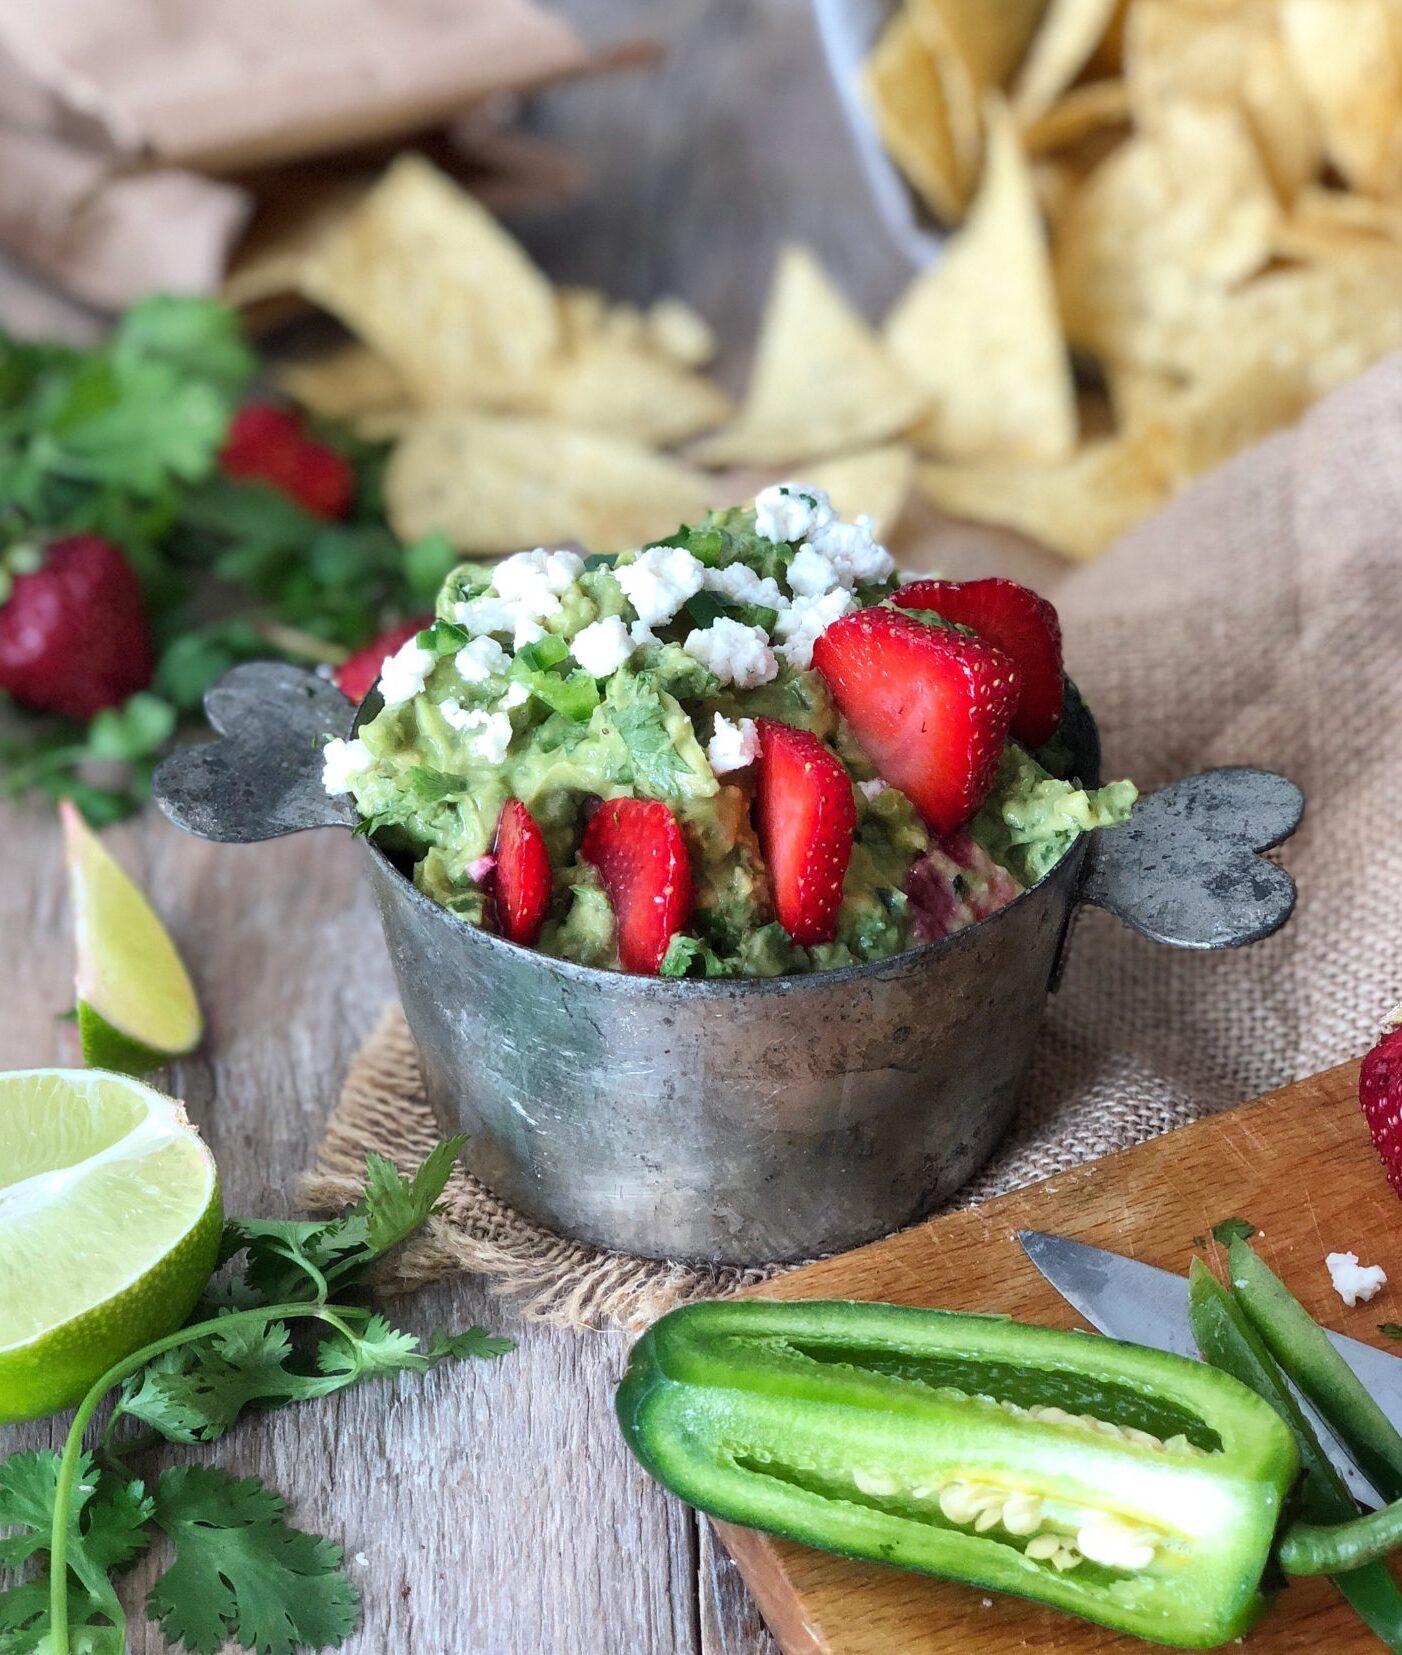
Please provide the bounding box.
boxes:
[494,799,553,948]
[0,535,153,720]
[1360,1024,1402,1198]
[812,607,1019,834]
[220,402,355,520]
[581,797,693,974]
[335,617,432,705]
[894,577,1064,748]
[755,719,856,947]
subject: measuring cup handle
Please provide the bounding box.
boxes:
[1076,766,1304,949]
[152,662,357,842]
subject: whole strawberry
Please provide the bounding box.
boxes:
[1360,1017,1402,1197]
[220,402,355,520]
[0,535,153,720]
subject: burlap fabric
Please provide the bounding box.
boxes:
[304,354,1402,1329]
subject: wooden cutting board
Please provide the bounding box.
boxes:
[718,1060,1402,1654]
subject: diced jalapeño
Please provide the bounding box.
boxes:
[617,1299,1300,1649]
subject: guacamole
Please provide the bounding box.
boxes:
[325,485,1135,977]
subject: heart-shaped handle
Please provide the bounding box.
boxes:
[152,662,356,843]
[1078,767,1303,949]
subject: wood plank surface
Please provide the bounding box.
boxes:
[717,1060,1402,1654]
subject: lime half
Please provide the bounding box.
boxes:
[62,801,203,1075]
[0,1069,222,1424]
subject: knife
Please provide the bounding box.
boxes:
[1017,1229,1402,1511]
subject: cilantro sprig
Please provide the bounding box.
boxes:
[0,1140,511,1655]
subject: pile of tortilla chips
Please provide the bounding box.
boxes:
[234,0,1402,566]
[234,153,916,554]
[854,0,1402,558]
[233,153,920,555]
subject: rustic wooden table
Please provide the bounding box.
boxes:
[0,4,1057,1649]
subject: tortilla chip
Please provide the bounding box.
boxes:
[386,414,711,555]
[541,336,732,447]
[557,286,610,347]
[275,344,409,422]
[222,181,366,309]
[886,101,1076,464]
[1013,0,1122,122]
[904,0,984,192]
[1125,0,1321,200]
[1170,262,1402,400]
[299,154,560,409]
[912,0,1049,89]
[1021,79,1131,155]
[797,445,916,539]
[1055,102,1278,370]
[645,297,718,368]
[918,429,1171,561]
[1280,0,1402,197]
[690,245,927,467]
[1143,352,1313,483]
[863,10,971,224]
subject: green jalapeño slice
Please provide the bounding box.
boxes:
[617,1299,1300,1649]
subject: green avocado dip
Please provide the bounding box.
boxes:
[324,484,1135,977]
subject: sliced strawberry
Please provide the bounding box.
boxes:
[894,577,1063,748]
[335,616,433,704]
[812,607,1019,835]
[581,798,693,974]
[1361,1022,1402,1199]
[494,799,553,948]
[755,720,856,947]
[220,402,355,520]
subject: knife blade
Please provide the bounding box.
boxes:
[1016,1229,1400,1510]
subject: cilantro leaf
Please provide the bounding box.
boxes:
[117,1319,339,1444]
[43,356,234,496]
[0,1452,152,1639]
[426,1327,515,1361]
[113,297,256,392]
[1211,1218,1257,1247]
[148,1466,358,1655]
[345,1141,464,1266]
[84,693,176,762]
[602,673,707,799]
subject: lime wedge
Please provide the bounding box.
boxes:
[61,800,203,1075]
[0,1068,221,1424]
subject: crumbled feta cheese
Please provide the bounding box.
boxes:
[454,595,517,637]
[378,637,436,706]
[682,618,778,689]
[703,561,787,610]
[454,636,510,684]
[754,482,834,545]
[571,615,635,677]
[787,544,845,598]
[775,587,857,669]
[808,512,895,585]
[440,700,514,764]
[491,547,584,617]
[322,736,372,796]
[707,713,760,774]
[1326,1252,1388,1307]
[858,777,887,800]
[630,618,659,648]
[615,545,706,627]
[500,680,529,709]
